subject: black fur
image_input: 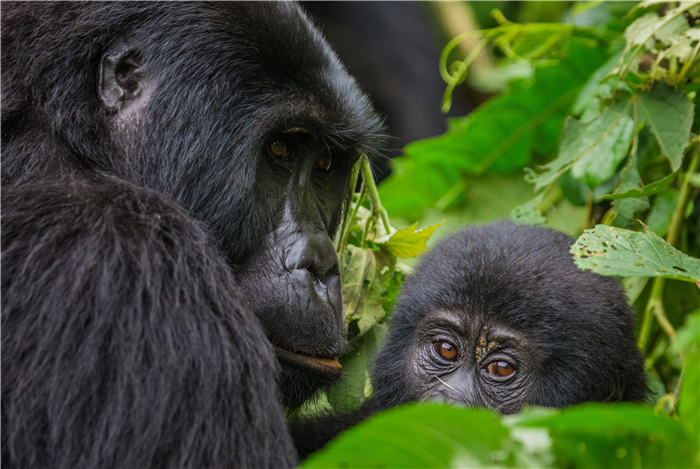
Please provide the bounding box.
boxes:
[292,222,647,459]
[2,2,382,467]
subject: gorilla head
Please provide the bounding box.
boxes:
[2,2,384,410]
[371,222,648,413]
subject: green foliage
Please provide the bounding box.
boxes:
[326,157,443,412]
[313,2,700,467]
[302,401,699,469]
[375,221,444,259]
[380,42,608,221]
[572,223,700,281]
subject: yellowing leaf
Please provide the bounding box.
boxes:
[341,246,387,335]
[375,221,443,258]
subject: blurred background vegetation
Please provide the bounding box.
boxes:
[298,2,700,468]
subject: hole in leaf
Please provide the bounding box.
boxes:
[673,266,688,273]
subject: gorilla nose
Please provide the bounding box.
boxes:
[286,231,339,281]
[285,231,342,309]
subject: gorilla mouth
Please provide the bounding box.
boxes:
[274,346,343,378]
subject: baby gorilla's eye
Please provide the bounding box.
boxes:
[485,361,515,377]
[432,341,458,361]
[269,139,291,161]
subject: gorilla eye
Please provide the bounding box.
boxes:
[485,361,515,377]
[432,341,458,361]
[269,139,290,161]
[315,155,332,172]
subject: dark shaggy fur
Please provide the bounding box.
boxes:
[292,222,647,460]
[2,2,383,468]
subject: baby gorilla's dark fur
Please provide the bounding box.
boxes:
[292,222,647,459]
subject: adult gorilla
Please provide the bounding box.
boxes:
[1,2,382,468]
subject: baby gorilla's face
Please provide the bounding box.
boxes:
[410,309,537,414]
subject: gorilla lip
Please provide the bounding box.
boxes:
[274,346,343,378]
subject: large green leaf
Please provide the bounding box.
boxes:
[677,312,700,459]
[379,44,608,220]
[571,224,700,281]
[526,108,634,192]
[302,403,519,469]
[303,402,697,469]
[637,84,695,171]
[325,345,368,413]
[520,403,698,468]
[326,324,388,413]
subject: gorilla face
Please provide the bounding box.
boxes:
[411,309,537,414]
[94,2,383,406]
[370,222,647,414]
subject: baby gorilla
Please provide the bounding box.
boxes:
[292,222,647,459]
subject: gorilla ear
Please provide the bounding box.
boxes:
[98,40,149,112]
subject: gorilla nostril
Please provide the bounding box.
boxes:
[305,259,339,285]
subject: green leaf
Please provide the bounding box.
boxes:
[511,192,547,226]
[612,196,649,229]
[302,403,519,469]
[601,171,677,200]
[572,47,624,116]
[653,7,691,45]
[326,324,389,413]
[521,403,698,469]
[605,145,651,229]
[381,269,403,314]
[637,84,695,171]
[526,108,634,192]
[646,188,680,236]
[624,12,661,48]
[376,221,443,259]
[326,346,367,413]
[677,312,700,453]
[571,223,700,281]
[571,113,635,188]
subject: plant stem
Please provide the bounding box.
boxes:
[638,277,669,350]
[335,161,362,252]
[337,183,365,255]
[360,156,392,236]
[638,143,700,352]
[667,143,700,248]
